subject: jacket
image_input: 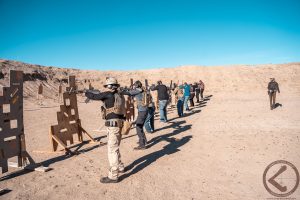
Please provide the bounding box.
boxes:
[150,84,169,101]
[268,81,280,93]
[122,88,148,112]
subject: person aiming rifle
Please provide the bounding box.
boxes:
[150,80,169,122]
[122,80,149,150]
[84,77,126,183]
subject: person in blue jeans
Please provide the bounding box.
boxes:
[150,81,169,122]
[174,85,184,117]
[177,97,184,116]
[144,103,155,133]
[159,100,168,122]
[181,82,191,111]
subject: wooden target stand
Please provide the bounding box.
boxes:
[125,78,135,121]
[0,70,49,174]
[48,76,95,155]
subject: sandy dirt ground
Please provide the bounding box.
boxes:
[1,87,300,199]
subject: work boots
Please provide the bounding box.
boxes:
[100,177,118,184]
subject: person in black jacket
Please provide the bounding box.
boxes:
[85,77,126,184]
[150,80,169,122]
[189,83,196,107]
[267,78,280,110]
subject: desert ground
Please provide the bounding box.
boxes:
[0,60,300,199]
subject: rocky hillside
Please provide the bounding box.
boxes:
[1,59,300,100]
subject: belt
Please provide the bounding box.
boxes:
[105,119,124,127]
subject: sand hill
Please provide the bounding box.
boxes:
[1,59,300,98]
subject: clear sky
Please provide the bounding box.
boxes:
[0,0,299,70]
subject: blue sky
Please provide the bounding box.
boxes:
[0,0,299,70]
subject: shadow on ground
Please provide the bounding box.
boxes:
[120,135,192,181]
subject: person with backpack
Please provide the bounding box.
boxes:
[85,77,126,184]
[122,80,149,150]
[150,80,169,122]
[267,78,280,110]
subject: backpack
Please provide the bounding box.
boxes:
[269,82,278,91]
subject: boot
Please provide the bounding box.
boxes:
[134,146,146,150]
[100,177,118,183]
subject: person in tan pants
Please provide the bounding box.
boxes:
[268,78,280,110]
[85,77,125,183]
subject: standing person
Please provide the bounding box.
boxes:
[268,78,280,110]
[174,84,184,117]
[85,77,126,184]
[150,80,169,122]
[144,93,155,133]
[170,83,177,108]
[181,82,191,111]
[189,83,196,107]
[195,82,200,103]
[199,80,205,100]
[122,80,149,149]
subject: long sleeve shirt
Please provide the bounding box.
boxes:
[150,84,169,101]
[181,84,191,97]
[85,90,125,120]
[121,88,148,112]
[268,81,280,93]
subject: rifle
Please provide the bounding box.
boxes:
[130,78,133,89]
[145,79,149,91]
[67,87,85,94]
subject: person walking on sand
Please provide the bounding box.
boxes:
[85,77,126,183]
[268,78,280,110]
[150,80,169,122]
